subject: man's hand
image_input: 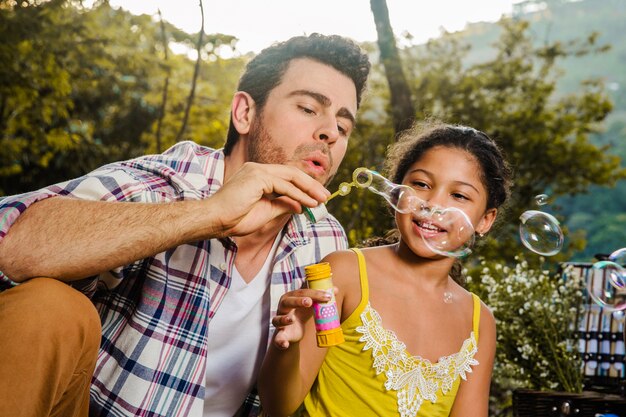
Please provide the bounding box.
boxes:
[271,288,332,350]
[209,162,330,237]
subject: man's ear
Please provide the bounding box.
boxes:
[476,208,497,236]
[231,92,256,135]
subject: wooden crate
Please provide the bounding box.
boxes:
[512,389,626,416]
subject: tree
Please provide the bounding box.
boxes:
[175,0,205,143]
[369,0,414,136]
[0,0,242,195]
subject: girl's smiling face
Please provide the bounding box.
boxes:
[395,145,497,256]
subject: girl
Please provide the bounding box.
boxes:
[258,121,512,417]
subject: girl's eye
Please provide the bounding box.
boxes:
[452,193,469,201]
[412,181,429,189]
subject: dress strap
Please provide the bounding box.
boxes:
[350,248,369,313]
[471,292,481,343]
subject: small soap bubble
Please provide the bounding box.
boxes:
[519,210,564,256]
[535,194,549,206]
[443,291,453,304]
[608,247,626,266]
[587,260,626,311]
[613,310,625,323]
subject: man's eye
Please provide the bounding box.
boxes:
[299,106,315,115]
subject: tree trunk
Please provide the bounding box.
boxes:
[370,0,415,137]
[156,9,169,153]
[176,0,204,142]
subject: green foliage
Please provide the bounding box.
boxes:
[468,257,585,413]
[0,0,243,195]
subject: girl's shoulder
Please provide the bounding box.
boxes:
[321,249,362,289]
[322,246,393,282]
[322,247,388,322]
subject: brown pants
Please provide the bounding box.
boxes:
[0,278,101,417]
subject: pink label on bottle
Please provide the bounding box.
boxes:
[313,302,341,331]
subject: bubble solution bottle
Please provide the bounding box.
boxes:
[304,262,345,347]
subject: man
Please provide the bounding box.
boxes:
[0,33,370,417]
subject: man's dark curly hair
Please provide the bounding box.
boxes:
[223,33,371,155]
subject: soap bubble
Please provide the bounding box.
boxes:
[586,260,626,311]
[519,210,564,256]
[535,194,549,206]
[353,168,475,258]
[353,168,422,214]
[417,205,475,258]
[353,168,394,200]
[613,309,625,323]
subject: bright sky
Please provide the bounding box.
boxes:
[100,0,521,54]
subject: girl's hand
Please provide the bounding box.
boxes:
[272,288,332,349]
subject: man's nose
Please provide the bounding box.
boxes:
[314,117,339,145]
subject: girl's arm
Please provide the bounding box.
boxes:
[450,301,497,417]
[258,250,359,417]
[258,312,328,416]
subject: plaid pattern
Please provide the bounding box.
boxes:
[0,142,348,417]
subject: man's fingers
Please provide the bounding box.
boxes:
[262,175,326,209]
[250,163,330,205]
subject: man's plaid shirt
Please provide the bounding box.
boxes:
[0,141,348,416]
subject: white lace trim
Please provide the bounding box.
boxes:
[356,303,478,417]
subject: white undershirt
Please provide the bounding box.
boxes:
[204,236,280,416]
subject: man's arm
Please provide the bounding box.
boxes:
[0,162,329,282]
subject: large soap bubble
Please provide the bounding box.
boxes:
[519,210,564,256]
[353,168,475,258]
[586,260,626,311]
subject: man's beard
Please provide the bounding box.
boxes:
[247,117,288,166]
[247,117,335,186]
